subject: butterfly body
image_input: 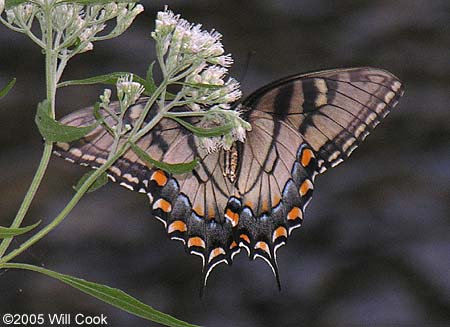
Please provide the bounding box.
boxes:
[54,67,404,287]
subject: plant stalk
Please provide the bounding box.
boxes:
[0,79,170,265]
[0,4,57,258]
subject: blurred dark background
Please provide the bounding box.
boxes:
[1,0,449,326]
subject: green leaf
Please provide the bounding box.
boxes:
[0,78,16,99]
[93,102,115,135]
[169,116,233,137]
[59,0,137,4]
[57,71,177,100]
[130,143,197,174]
[142,62,180,99]
[57,72,147,89]
[5,0,28,9]
[0,221,41,239]
[35,100,98,142]
[143,61,157,96]
[73,170,108,193]
[4,263,199,327]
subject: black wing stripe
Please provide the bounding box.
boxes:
[252,125,295,177]
[252,118,300,157]
[324,77,399,108]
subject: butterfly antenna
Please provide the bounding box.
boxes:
[238,50,256,86]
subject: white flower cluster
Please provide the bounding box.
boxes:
[152,9,233,69]
[2,2,143,54]
[184,66,241,110]
[152,8,250,153]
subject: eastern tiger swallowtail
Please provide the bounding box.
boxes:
[54,67,404,288]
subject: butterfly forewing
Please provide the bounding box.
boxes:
[244,67,403,172]
[54,67,404,287]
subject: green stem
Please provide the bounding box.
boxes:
[127,79,169,140]
[165,111,207,118]
[0,77,172,264]
[0,144,53,258]
[0,4,57,258]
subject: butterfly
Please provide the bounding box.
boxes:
[54,67,404,288]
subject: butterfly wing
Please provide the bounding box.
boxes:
[54,67,404,286]
[231,67,404,281]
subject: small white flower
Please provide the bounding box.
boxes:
[117,74,145,105]
[79,26,95,41]
[100,89,112,108]
[208,54,233,67]
[79,42,93,53]
[201,66,227,85]
[221,78,242,102]
[207,40,225,57]
[222,89,242,103]
[153,8,179,38]
[166,20,192,70]
[187,25,224,57]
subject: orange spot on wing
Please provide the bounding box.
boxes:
[240,233,250,243]
[151,170,168,187]
[188,236,205,249]
[208,206,215,218]
[193,206,204,216]
[261,199,269,212]
[301,148,314,167]
[287,207,302,221]
[225,209,239,227]
[153,199,172,213]
[208,247,225,263]
[255,241,270,255]
[168,220,187,234]
[230,241,238,249]
[272,196,281,207]
[272,226,288,242]
[299,179,313,197]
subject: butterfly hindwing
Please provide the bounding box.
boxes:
[54,67,404,288]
